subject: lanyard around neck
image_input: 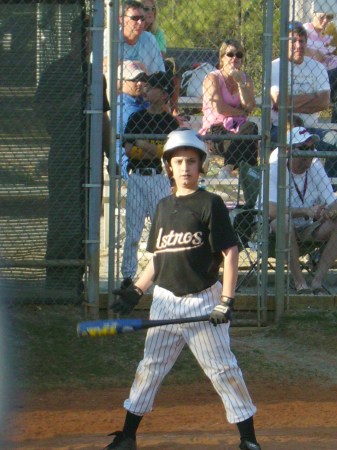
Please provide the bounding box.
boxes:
[287,163,308,204]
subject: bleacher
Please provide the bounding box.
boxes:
[166,47,218,78]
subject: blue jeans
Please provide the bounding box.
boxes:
[271,125,337,177]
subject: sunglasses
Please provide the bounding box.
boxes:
[143,6,156,12]
[125,15,146,22]
[226,51,244,59]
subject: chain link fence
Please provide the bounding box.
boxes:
[0,1,92,304]
[104,0,337,324]
[105,0,269,294]
[1,0,337,321]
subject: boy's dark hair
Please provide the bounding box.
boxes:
[147,72,170,93]
[288,22,307,41]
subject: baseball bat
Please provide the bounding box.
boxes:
[77,314,210,337]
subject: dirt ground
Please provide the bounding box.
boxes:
[2,328,337,450]
[2,382,337,450]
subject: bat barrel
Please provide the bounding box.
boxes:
[77,318,143,337]
[77,315,210,338]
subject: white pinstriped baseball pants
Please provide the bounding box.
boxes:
[121,173,171,279]
[124,282,257,424]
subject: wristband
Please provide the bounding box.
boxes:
[134,286,144,296]
[221,295,235,300]
[221,296,235,307]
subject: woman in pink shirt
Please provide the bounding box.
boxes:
[304,12,337,70]
[303,12,337,122]
[200,39,258,178]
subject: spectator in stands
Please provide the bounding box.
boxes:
[141,0,166,57]
[270,22,337,177]
[117,60,149,179]
[120,0,165,74]
[303,12,337,122]
[120,72,179,289]
[140,0,180,116]
[104,1,164,75]
[35,16,110,298]
[268,126,337,295]
[199,38,258,179]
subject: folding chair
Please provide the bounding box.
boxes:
[229,162,263,291]
[231,163,331,294]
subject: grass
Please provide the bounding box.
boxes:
[3,305,336,393]
[4,305,209,392]
[265,309,337,353]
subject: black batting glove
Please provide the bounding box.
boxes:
[111,283,144,315]
[209,297,234,326]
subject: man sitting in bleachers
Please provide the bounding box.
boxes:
[268,127,337,295]
[270,21,337,177]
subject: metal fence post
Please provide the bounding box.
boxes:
[274,0,290,322]
[87,0,105,313]
[259,0,274,325]
[107,0,120,307]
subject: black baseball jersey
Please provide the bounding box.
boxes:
[146,189,238,296]
[124,110,179,171]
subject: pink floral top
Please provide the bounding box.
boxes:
[199,69,247,135]
[303,22,337,70]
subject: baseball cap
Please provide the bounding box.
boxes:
[286,127,320,145]
[118,60,148,81]
[147,72,170,92]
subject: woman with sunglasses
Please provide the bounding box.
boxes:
[141,0,181,116]
[200,39,258,179]
[303,12,337,122]
[141,0,166,57]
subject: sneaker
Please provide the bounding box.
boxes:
[239,440,261,450]
[120,277,133,290]
[104,431,137,449]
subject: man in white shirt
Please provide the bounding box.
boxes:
[270,22,337,177]
[268,127,337,294]
[119,1,164,73]
[104,0,165,75]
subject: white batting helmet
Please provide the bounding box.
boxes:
[163,128,208,166]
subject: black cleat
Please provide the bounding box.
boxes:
[239,440,261,450]
[103,431,137,449]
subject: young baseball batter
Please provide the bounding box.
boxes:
[105,129,261,450]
